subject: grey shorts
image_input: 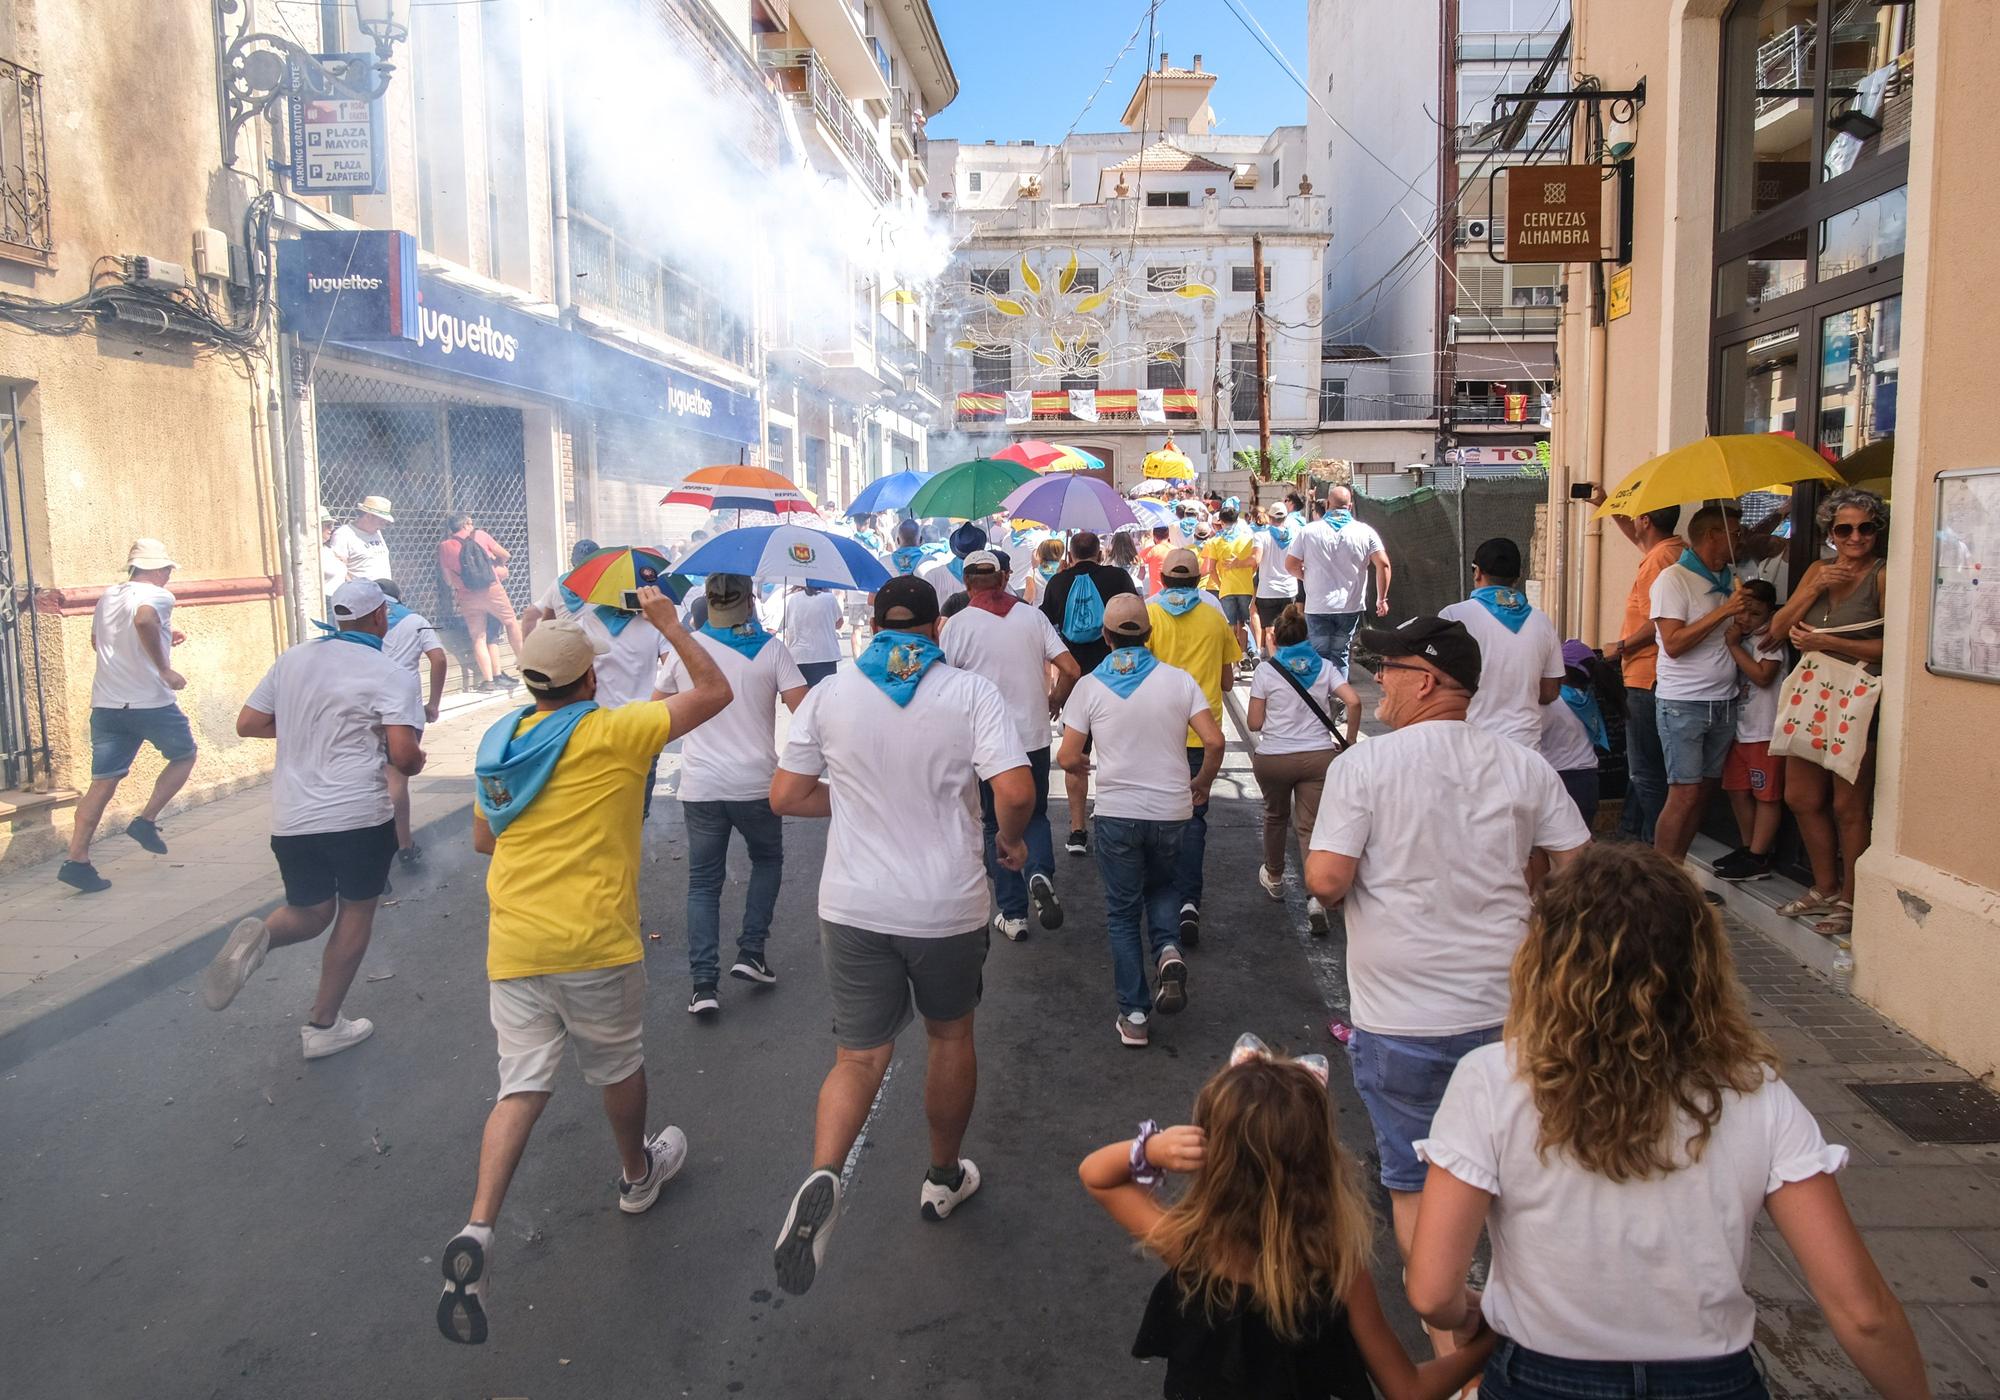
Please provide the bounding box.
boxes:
[819,919,988,1050]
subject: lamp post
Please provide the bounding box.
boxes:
[215,0,411,163]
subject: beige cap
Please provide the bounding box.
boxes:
[1161,547,1201,583]
[127,538,177,571]
[1102,593,1151,639]
[355,495,395,522]
[519,618,609,691]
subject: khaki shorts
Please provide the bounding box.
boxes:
[455,582,519,632]
[490,963,646,1097]
[819,920,987,1051]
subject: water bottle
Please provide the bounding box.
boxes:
[1830,940,1855,996]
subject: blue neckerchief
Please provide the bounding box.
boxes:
[474,701,599,835]
[857,531,881,551]
[1561,683,1610,751]
[1156,587,1201,617]
[700,619,770,660]
[1260,523,1293,550]
[948,556,966,583]
[310,622,385,651]
[1677,548,1734,596]
[385,601,413,630]
[1285,510,1307,531]
[1035,561,1060,582]
[891,545,927,575]
[1221,522,1251,541]
[855,629,945,707]
[1275,640,1325,686]
[559,584,636,636]
[1092,645,1159,699]
[1470,585,1533,634]
[1327,509,1355,529]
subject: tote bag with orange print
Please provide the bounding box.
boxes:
[1768,621,1885,784]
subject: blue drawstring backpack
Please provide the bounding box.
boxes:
[1061,571,1106,644]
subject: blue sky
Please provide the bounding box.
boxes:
[924,0,1309,145]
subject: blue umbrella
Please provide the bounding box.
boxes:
[672,524,891,592]
[845,469,934,518]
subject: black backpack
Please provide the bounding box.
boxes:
[457,533,497,591]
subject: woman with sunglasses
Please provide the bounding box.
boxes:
[1764,487,1889,938]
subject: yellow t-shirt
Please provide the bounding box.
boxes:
[1203,530,1259,597]
[486,702,675,980]
[1147,601,1244,746]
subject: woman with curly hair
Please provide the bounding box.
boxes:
[1764,487,1890,937]
[1404,843,1926,1399]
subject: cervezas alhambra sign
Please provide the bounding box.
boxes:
[1504,165,1604,262]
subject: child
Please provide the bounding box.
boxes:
[1715,579,1787,881]
[1081,1038,1494,1399]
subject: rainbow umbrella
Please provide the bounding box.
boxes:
[1044,442,1106,472]
[561,546,681,608]
[660,480,819,516]
[905,458,1038,521]
[994,440,1101,472]
[999,474,1137,533]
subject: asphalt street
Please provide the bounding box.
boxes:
[1,778,1422,1399]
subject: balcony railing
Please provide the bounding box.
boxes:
[1454,306,1561,334]
[568,210,753,369]
[890,88,923,158]
[1320,393,1439,424]
[0,59,51,262]
[1450,396,1540,425]
[762,48,896,203]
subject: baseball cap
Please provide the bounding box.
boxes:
[874,575,939,629]
[705,572,752,627]
[1359,615,1482,694]
[518,618,609,691]
[1102,594,1150,641]
[962,550,1003,576]
[329,578,387,621]
[1161,547,1201,583]
[127,538,177,571]
[1473,537,1523,580]
[570,538,601,568]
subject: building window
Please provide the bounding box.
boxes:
[1147,343,1186,391]
[1144,190,1190,208]
[971,266,1010,295]
[1231,265,1272,294]
[1071,267,1100,293]
[968,170,982,192]
[1060,342,1101,393]
[1167,117,1189,135]
[1146,264,1186,291]
[1320,377,1347,422]
[1230,342,1259,421]
[1273,158,1281,190]
[971,346,1011,392]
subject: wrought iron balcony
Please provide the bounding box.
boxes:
[0,59,51,264]
[762,48,896,203]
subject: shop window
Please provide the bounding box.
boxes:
[1815,295,1900,459]
[1715,327,1803,436]
[1818,184,1906,281]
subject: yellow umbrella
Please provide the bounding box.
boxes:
[1595,434,1842,519]
[1142,444,1195,481]
[1835,436,1893,488]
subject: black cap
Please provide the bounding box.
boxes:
[1473,536,1522,580]
[873,575,940,629]
[1359,615,1482,694]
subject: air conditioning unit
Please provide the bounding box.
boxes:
[1459,217,1497,246]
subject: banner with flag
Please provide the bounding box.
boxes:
[1136,388,1167,424]
[1068,389,1099,422]
[1004,390,1032,425]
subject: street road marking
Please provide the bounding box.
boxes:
[840,1060,897,1195]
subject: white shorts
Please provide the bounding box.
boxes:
[489,963,646,1097]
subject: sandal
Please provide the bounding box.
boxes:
[1777,889,1838,919]
[1812,902,1854,938]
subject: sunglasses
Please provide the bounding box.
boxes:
[1831,521,1879,539]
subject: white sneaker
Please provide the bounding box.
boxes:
[436,1223,493,1344]
[774,1168,842,1295]
[993,912,1028,942]
[202,916,269,1011]
[301,1015,374,1059]
[1118,1010,1150,1047]
[1307,897,1329,936]
[618,1125,688,1214]
[1258,865,1284,900]
[919,1157,982,1222]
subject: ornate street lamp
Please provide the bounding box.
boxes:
[215,0,411,159]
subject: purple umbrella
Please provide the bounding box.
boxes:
[998,474,1138,533]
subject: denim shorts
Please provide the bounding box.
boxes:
[89,704,197,780]
[1349,1025,1500,1192]
[1656,697,1739,785]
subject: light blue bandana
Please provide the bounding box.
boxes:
[855,629,944,706]
[1274,640,1325,686]
[1470,585,1533,634]
[1093,645,1159,699]
[1156,587,1202,617]
[700,619,771,660]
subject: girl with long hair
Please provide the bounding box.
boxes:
[1083,1040,1494,1399]
[1406,843,1927,1399]
[1023,536,1067,608]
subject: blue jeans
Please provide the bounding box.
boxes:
[1348,1025,1502,1192]
[1178,747,1208,909]
[683,799,783,985]
[1482,1340,1767,1400]
[980,747,1054,920]
[1092,815,1185,1014]
[1618,687,1667,842]
[1306,610,1362,673]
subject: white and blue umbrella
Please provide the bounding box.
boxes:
[673,523,890,592]
[845,469,934,518]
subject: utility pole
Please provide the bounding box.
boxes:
[1252,233,1270,510]
[1210,322,1223,488]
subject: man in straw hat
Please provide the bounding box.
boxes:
[331,495,396,582]
[59,538,197,894]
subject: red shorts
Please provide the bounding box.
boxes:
[454,582,518,631]
[1723,740,1785,802]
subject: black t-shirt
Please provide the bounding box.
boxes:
[1133,1274,1372,1400]
[1039,562,1138,674]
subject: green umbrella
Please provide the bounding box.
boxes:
[905,458,1038,520]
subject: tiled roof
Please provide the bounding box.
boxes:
[1106,141,1233,175]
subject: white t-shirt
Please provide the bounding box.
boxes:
[1735,635,1787,743]
[1247,658,1347,756]
[383,610,440,674]
[940,602,1069,753]
[656,632,806,803]
[1254,530,1295,599]
[1309,720,1591,1036]
[919,556,967,609]
[1438,600,1565,752]
[244,638,425,836]
[90,581,177,709]
[330,522,391,581]
[1285,518,1384,615]
[769,590,845,665]
[537,585,663,707]
[1417,1045,1846,1360]
[1539,697,1599,773]
[1060,662,1209,822]
[319,545,344,603]
[779,664,1026,937]
[1651,563,1739,701]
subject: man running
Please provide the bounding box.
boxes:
[1285,485,1391,671]
[940,550,1081,941]
[1252,506,1297,662]
[654,574,807,1015]
[1437,537,1564,753]
[1145,548,1242,947]
[1057,595,1222,1046]
[1038,530,1139,857]
[436,591,731,1345]
[60,539,198,894]
[329,495,395,581]
[767,577,1031,1296]
[377,579,446,867]
[202,580,426,1059]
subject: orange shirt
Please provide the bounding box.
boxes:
[1141,541,1173,597]
[1620,536,1686,690]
